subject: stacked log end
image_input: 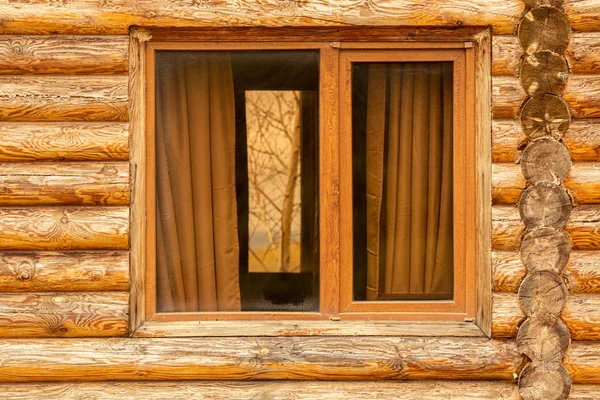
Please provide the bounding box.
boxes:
[516,1,573,399]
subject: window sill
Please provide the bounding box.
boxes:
[132,319,487,338]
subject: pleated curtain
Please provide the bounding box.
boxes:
[366,62,454,300]
[156,53,241,312]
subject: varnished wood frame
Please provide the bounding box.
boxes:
[338,49,475,321]
[130,27,491,337]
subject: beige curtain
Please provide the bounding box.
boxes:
[156,53,241,312]
[366,62,454,300]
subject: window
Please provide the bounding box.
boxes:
[132,28,491,336]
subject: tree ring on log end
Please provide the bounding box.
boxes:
[520,51,568,96]
[518,7,571,55]
[517,314,570,362]
[519,184,572,229]
[520,227,571,273]
[518,271,568,317]
[520,94,570,140]
[519,362,571,400]
[522,0,565,7]
[521,139,571,185]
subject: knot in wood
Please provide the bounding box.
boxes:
[89,270,103,281]
[16,261,35,282]
[258,347,270,357]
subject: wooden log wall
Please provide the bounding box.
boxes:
[0,0,599,397]
[0,34,131,338]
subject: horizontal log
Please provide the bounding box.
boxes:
[0,207,129,250]
[492,119,600,163]
[492,163,525,205]
[493,293,600,341]
[0,162,130,206]
[571,385,600,399]
[492,76,600,119]
[492,206,600,251]
[0,122,129,162]
[0,76,128,122]
[566,342,600,384]
[0,292,128,338]
[0,336,520,382]
[492,33,600,76]
[0,36,129,75]
[492,163,600,205]
[0,2,524,35]
[493,251,600,294]
[0,251,129,291]
[0,381,521,399]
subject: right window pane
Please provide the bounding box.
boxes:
[352,62,454,301]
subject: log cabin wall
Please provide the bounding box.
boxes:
[0,1,599,398]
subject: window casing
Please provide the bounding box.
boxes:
[130,27,492,337]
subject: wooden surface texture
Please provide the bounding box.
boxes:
[0,251,129,292]
[493,250,600,294]
[0,162,130,206]
[492,206,600,251]
[0,381,522,399]
[0,1,525,35]
[0,291,129,337]
[0,76,128,122]
[493,293,600,341]
[492,33,600,76]
[0,122,129,162]
[0,207,129,250]
[492,119,600,163]
[492,163,600,205]
[493,75,600,119]
[0,336,521,382]
[0,36,129,75]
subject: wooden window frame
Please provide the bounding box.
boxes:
[129,27,492,338]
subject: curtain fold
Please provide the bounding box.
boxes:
[156,53,241,312]
[366,62,454,300]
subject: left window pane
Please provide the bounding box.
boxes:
[155,50,320,313]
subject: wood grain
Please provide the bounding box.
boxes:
[0,292,128,337]
[566,341,600,383]
[493,251,600,294]
[0,381,522,399]
[0,336,521,382]
[492,206,600,251]
[492,119,600,163]
[129,29,147,332]
[493,293,600,341]
[489,32,598,76]
[492,76,600,119]
[0,36,129,75]
[0,1,524,35]
[134,320,485,338]
[0,162,130,206]
[0,76,128,122]
[493,163,600,205]
[0,207,129,250]
[0,122,129,162]
[0,251,129,292]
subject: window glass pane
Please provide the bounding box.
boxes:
[352,62,454,301]
[155,50,319,313]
